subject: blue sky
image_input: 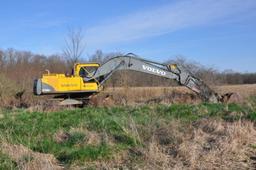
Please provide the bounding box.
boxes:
[0,0,256,72]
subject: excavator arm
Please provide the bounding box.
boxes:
[85,53,221,103]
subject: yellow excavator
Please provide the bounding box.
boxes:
[34,53,231,105]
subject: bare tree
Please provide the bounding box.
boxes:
[63,28,86,67]
[89,50,104,64]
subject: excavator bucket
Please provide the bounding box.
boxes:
[219,93,242,103]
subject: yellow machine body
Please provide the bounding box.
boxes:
[34,63,100,95]
[42,74,98,92]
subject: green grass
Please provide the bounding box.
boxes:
[0,152,17,170]
[0,102,255,167]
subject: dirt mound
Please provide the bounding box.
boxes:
[227,92,244,104]
[89,89,201,107]
[89,94,117,107]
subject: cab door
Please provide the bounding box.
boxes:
[78,66,99,91]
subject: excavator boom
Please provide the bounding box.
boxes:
[85,53,220,103]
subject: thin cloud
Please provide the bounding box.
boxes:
[15,12,70,29]
[85,0,256,45]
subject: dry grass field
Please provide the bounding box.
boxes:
[93,84,256,106]
[214,84,256,98]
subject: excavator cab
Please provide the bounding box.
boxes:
[74,63,99,78]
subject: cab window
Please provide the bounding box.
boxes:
[79,66,98,78]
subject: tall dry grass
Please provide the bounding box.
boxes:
[142,119,256,169]
[0,142,63,170]
[68,118,256,169]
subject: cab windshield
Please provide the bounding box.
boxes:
[79,66,98,78]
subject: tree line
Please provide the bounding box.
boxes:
[0,48,255,91]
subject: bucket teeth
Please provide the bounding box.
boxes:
[219,93,235,103]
